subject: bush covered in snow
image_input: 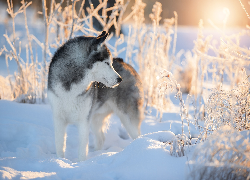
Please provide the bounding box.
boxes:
[189,126,250,180]
[205,69,250,132]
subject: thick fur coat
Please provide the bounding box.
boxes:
[48,31,144,161]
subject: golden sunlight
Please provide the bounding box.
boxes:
[202,1,242,27]
[142,0,250,27]
[189,0,249,27]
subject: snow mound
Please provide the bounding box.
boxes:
[0,100,190,179]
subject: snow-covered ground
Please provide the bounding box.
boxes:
[0,99,197,180]
[1,98,249,179]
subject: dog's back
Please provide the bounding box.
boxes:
[89,58,144,150]
[92,58,144,115]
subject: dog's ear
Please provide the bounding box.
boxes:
[97,31,106,38]
[95,31,108,45]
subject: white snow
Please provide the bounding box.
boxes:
[0,99,196,180]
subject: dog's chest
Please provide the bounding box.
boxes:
[69,97,92,122]
[61,95,93,123]
[49,86,93,123]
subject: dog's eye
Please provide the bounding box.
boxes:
[105,62,110,66]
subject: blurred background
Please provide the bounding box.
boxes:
[144,0,250,27]
[1,0,250,27]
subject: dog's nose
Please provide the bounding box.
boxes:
[117,77,122,83]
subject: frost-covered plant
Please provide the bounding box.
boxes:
[188,125,250,180]
[125,1,178,116]
[175,19,211,97]
[157,70,192,138]
[205,69,250,132]
[157,70,194,157]
[169,134,191,157]
[175,8,250,126]
[0,0,42,103]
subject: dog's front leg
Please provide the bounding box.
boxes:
[78,119,89,161]
[54,117,67,158]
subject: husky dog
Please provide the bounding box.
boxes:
[48,31,144,161]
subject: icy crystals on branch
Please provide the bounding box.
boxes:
[149,2,162,26]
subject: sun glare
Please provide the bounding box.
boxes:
[210,7,230,26]
[203,0,247,28]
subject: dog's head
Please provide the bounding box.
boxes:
[85,31,122,88]
[51,31,122,89]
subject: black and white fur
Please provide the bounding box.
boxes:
[48,31,144,161]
